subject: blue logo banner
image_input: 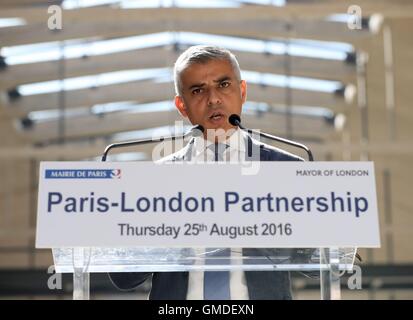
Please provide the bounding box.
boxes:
[45,169,121,179]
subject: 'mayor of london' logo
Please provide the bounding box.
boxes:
[45,169,121,179]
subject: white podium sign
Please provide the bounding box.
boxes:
[35,161,380,248]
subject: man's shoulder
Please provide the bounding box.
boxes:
[156,138,194,164]
[252,138,305,162]
[156,150,183,164]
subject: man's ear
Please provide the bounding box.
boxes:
[240,80,247,104]
[175,95,188,118]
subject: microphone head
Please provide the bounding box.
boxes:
[190,124,204,137]
[228,114,241,126]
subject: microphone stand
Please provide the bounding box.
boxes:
[229,114,314,161]
[101,125,204,162]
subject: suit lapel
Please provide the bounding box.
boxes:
[244,133,262,161]
[170,138,195,162]
[159,138,194,299]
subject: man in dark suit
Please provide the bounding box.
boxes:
[109,45,303,300]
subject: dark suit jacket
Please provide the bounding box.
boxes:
[109,134,304,300]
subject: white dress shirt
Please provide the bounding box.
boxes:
[186,129,250,300]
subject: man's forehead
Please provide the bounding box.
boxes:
[181,60,235,84]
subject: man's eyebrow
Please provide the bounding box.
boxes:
[188,83,205,90]
[187,76,232,90]
[213,76,231,83]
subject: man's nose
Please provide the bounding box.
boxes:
[207,88,222,106]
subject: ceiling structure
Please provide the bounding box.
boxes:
[0,0,412,298]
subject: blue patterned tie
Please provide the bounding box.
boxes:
[209,143,229,162]
[204,248,231,300]
[204,143,231,299]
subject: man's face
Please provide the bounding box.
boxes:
[175,59,247,139]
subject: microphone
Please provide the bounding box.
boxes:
[101,124,204,162]
[228,114,314,161]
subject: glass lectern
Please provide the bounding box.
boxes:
[52,247,357,300]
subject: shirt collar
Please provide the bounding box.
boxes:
[192,128,247,157]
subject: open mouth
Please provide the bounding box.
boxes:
[209,112,225,121]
